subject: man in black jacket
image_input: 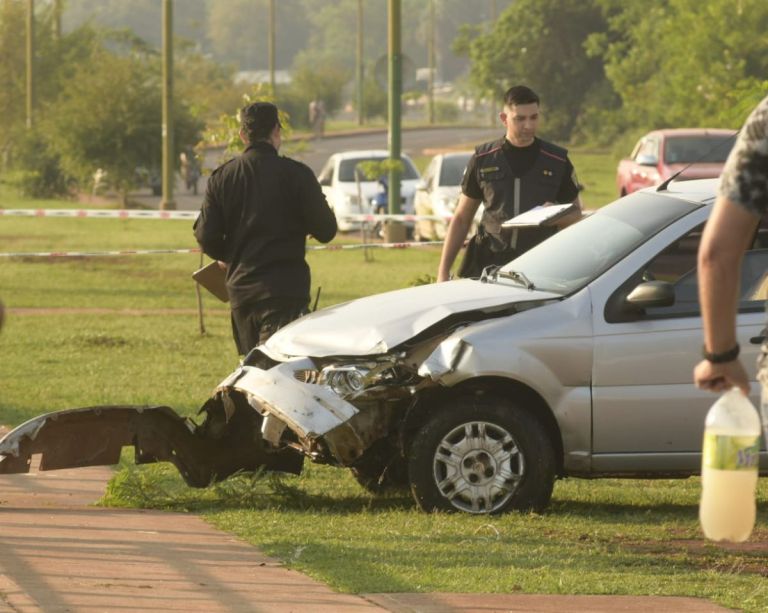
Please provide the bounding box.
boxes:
[437,85,581,281]
[194,101,337,354]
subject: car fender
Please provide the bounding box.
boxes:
[417,289,594,471]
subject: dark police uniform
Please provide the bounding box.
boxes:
[459,136,580,277]
[194,141,337,354]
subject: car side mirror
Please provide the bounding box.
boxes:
[415,179,427,191]
[319,176,331,187]
[635,154,658,166]
[626,280,675,308]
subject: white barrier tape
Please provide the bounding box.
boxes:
[0,208,199,220]
[0,208,452,222]
[0,241,444,258]
[0,248,202,258]
[307,241,444,251]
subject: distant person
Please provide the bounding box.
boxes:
[437,85,582,281]
[180,148,201,195]
[194,102,337,355]
[308,98,326,139]
[693,94,768,397]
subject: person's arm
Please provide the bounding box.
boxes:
[693,196,759,395]
[193,170,230,261]
[437,194,481,282]
[298,164,337,243]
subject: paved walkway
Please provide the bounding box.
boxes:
[0,464,732,612]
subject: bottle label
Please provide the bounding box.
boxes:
[702,433,760,470]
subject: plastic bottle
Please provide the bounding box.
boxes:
[699,388,761,542]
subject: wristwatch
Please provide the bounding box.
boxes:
[702,344,740,363]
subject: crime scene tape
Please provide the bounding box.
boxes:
[0,208,453,223]
[0,241,445,258]
[0,208,198,220]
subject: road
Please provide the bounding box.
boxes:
[131,126,501,212]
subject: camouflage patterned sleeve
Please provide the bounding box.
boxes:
[718,95,768,217]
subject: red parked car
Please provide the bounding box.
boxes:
[616,128,736,196]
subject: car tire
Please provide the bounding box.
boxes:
[407,394,556,514]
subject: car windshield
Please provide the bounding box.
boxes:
[338,157,420,182]
[499,192,704,294]
[438,154,471,186]
[664,134,736,164]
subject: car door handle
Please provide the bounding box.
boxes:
[750,327,767,344]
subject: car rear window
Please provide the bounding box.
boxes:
[664,134,736,164]
[338,157,420,182]
[438,155,471,186]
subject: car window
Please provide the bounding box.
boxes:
[438,155,471,187]
[629,222,768,319]
[337,157,420,182]
[664,134,736,164]
[500,191,702,294]
[635,137,659,164]
[317,159,334,185]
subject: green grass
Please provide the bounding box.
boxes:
[1,177,766,612]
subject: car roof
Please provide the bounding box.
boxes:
[331,150,415,160]
[644,128,736,138]
[433,150,473,160]
[645,177,719,205]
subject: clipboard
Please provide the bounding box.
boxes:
[192,261,229,302]
[501,202,578,228]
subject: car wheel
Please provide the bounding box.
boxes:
[407,395,555,514]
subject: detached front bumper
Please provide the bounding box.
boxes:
[218,359,399,466]
[0,403,302,487]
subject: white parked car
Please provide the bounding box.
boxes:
[413,151,481,241]
[316,150,421,231]
[3,179,767,515]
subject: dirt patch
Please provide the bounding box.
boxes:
[623,537,768,576]
[0,425,9,438]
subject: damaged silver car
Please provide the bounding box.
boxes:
[2,178,767,514]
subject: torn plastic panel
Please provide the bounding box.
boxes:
[0,404,302,486]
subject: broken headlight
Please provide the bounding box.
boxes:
[319,365,371,396]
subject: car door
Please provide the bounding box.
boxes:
[590,215,768,473]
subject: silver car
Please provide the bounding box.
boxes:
[2,179,766,514]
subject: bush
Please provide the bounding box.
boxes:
[434,100,459,123]
[5,129,72,198]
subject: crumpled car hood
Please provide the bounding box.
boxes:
[265,279,559,357]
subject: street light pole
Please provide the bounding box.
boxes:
[356,0,364,125]
[161,0,175,210]
[427,0,435,124]
[25,0,34,129]
[386,0,404,242]
[269,0,275,92]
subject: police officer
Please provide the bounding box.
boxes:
[437,85,582,281]
[194,101,337,355]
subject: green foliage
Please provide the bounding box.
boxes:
[590,0,768,131]
[466,0,607,141]
[3,128,71,198]
[433,100,459,123]
[361,69,388,121]
[41,40,202,200]
[201,85,298,160]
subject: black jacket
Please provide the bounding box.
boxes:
[194,142,337,308]
[471,137,572,253]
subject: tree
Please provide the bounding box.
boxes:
[42,41,201,204]
[592,0,768,132]
[465,0,608,141]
